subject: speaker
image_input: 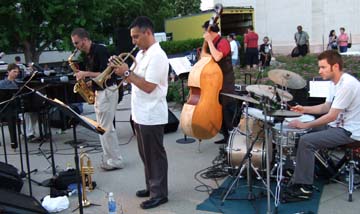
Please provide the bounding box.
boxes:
[164,109,179,134]
[0,189,48,214]
[129,109,179,134]
[0,162,23,192]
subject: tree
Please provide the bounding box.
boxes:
[0,0,201,63]
[0,0,118,63]
[170,0,201,17]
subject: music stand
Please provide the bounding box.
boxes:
[0,88,42,196]
[169,57,195,144]
[35,91,105,214]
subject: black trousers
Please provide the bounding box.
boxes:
[219,95,237,140]
[133,122,168,199]
[298,44,308,56]
[1,112,18,148]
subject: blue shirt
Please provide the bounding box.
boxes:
[0,79,18,89]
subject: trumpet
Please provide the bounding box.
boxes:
[92,46,138,90]
[80,152,94,207]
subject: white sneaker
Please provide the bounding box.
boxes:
[100,161,124,171]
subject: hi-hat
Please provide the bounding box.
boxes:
[269,110,302,117]
[268,69,306,89]
[246,85,293,102]
[221,93,260,104]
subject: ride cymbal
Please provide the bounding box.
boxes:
[245,85,293,102]
[268,69,307,89]
[221,93,260,104]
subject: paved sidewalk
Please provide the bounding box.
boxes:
[1,94,360,214]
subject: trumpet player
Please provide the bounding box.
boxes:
[71,28,124,171]
[110,16,169,209]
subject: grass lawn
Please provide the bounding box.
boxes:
[234,54,360,85]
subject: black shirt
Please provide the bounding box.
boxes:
[84,43,116,91]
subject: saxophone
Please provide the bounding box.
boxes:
[68,49,95,104]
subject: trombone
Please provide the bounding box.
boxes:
[92,46,137,91]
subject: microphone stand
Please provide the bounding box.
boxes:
[0,71,41,196]
[0,71,38,115]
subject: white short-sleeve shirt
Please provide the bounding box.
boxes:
[230,40,239,60]
[326,73,360,140]
[131,42,169,125]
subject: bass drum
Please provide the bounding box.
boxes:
[227,130,272,171]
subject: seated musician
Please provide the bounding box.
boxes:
[285,50,360,200]
[0,63,20,149]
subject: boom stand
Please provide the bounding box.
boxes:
[0,89,42,196]
[261,96,274,214]
[221,101,271,203]
[37,92,105,214]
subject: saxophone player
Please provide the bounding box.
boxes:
[71,28,124,171]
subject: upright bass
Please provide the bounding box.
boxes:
[180,4,223,140]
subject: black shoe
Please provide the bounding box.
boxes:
[284,184,313,199]
[10,142,18,149]
[136,189,150,197]
[140,197,168,209]
[214,138,227,144]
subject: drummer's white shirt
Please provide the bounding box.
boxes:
[326,73,360,140]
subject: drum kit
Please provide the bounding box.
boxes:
[221,69,310,213]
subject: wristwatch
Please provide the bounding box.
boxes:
[124,70,130,77]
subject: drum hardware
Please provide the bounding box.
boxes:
[222,100,273,203]
[254,66,265,85]
[221,92,260,105]
[272,109,306,210]
[246,84,293,103]
[268,69,307,90]
[260,95,275,214]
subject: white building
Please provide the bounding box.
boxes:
[201,0,360,54]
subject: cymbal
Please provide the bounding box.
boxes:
[269,110,302,117]
[268,69,307,89]
[221,93,260,104]
[245,85,293,102]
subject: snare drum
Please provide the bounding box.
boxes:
[227,130,272,170]
[272,114,315,147]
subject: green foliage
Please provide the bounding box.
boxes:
[0,0,202,63]
[275,54,319,79]
[160,38,203,55]
[235,54,360,85]
[167,80,188,103]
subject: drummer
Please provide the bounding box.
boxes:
[284,50,360,200]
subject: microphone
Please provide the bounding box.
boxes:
[40,76,69,83]
[31,63,44,72]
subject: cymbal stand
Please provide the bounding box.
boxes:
[272,86,289,212]
[261,96,274,214]
[222,101,270,203]
[274,116,285,212]
[254,66,265,84]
